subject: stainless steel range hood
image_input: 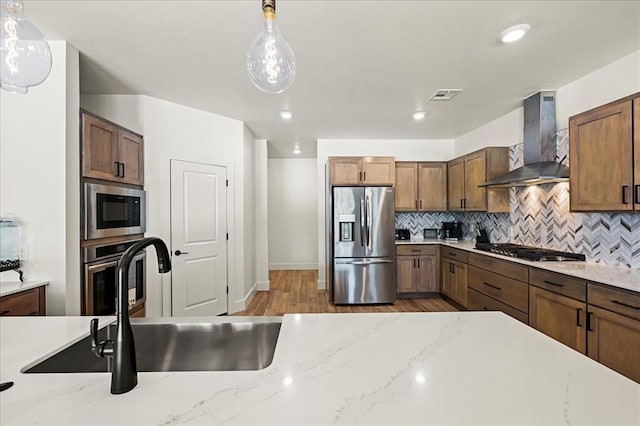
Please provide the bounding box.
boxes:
[480,91,569,188]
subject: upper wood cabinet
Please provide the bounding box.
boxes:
[447,147,509,212]
[569,93,639,211]
[82,111,144,186]
[395,162,447,211]
[328,157,395,185]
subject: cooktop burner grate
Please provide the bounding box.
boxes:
[474,243,585,262]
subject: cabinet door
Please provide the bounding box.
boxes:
[453,261,468,307]
[529,286,587,354]
[416,255,438,292]
[396,256,416,293]
[441,259,454,298]
[587,305,640,383]
[82,113,119,181]
[569,99,633,211]
[464,151,487,211]
[634,97,640,211]
[362,157,395,185]
[418,162,447,211]
[447,158,465,211]
[119,130,144,186]
[395,162,418,211]
[329,157,362,185]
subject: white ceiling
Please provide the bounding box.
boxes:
[23,1,640,158]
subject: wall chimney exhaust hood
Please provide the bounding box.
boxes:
[480,91,569,188]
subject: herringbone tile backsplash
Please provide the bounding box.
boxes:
[396,129,640,269]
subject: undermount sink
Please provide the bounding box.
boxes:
[22,319,282,374]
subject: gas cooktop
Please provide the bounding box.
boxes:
[475,243,586,262]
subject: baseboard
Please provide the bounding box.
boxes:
[229,282,258,314]
[317,279,326,290]
[256,280,270,291]
[268,263,318,270]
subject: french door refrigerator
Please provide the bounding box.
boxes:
[331,186,396,304]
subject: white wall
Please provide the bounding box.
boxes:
[80,95,254,315]
[556,50,640,129]
[316,138,455,287]
[268,158,318,270]
[0,42,80,315]
[242,125,257,302]
[254,139,269,290]
[455,49,640,157]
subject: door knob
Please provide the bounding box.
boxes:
[174,250,189,256]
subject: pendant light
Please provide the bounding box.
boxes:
[246,0,296,94]
[0,0,52,94]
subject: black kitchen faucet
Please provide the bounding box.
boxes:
[90,237,171,394]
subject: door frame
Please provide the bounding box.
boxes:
[165,158,233,317]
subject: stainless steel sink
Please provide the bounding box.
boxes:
[22,319,282,373]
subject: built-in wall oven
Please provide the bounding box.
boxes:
[82,239,146,316]
[84,182,146,240]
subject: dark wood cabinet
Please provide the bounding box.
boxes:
[395,162,447,211]
[328,156,395,185]
[447,147,509,212]
[569,93,639,211]
[0,287,46,316]
[396,245,439,295]
[441,248,468,307]
[529,285,587,354]
[82,111,144,186]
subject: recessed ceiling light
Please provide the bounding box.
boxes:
[500,24,530,44]
[412,111,426,121]
[280,110,293,120]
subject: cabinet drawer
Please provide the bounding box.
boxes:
[529,268,587,302]
[468,253,529,282]
[397,245,437,256]
[468,289,528,324]
[468,265,529,313]
[0,288,41,316]
[588,284,640,321]
[441,247,468,263]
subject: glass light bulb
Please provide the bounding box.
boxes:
[0,0,52,94]
[246,10,295,94]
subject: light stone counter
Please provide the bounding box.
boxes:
[1,313,639,425]
[396,239,640,293]
[0,280,49,298]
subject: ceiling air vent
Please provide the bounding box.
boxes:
[429,89,462,101]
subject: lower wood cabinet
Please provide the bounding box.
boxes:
[529,285,587,354]
[0,287,46,316]
[441,258,467,307]
[397,245,438,296]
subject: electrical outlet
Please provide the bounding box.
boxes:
[508,227,514,237]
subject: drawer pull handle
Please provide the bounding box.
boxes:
[622,185,629,205]
[0,310,10,316]
[411,249,421,252]
[576,308,583,327]
[586,312,594,332]
[612,300,640,310]
[482,307,489,311]
[28,312,38,316]
[483,282,502,291]
[448,253,456,257]
[543,280,563,288]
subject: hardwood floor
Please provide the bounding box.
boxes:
[236,270,459,316]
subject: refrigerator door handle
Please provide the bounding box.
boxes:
[366,195,372,249]
[360,197,366,247]
[335,259,394,265]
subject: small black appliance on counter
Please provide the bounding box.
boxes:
[423,228,439,239]
[441,221,463,240]
[395,228,410,240]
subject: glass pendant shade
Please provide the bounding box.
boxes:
[246,9,295,94]
[0,0,52,94]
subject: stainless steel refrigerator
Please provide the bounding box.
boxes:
[329,186,396,304]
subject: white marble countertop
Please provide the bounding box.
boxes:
[396,239,640,293]
[1,313,639,425]
[0,280,49,298]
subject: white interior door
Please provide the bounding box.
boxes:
[170,160,227,316]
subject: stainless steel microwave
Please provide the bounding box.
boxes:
[84,183,146,240]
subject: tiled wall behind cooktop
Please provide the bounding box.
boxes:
[395,129,640,269]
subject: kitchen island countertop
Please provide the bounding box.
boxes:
[1,313,638,425]
[396,239,640,293]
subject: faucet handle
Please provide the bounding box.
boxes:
[90,318,113,359]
